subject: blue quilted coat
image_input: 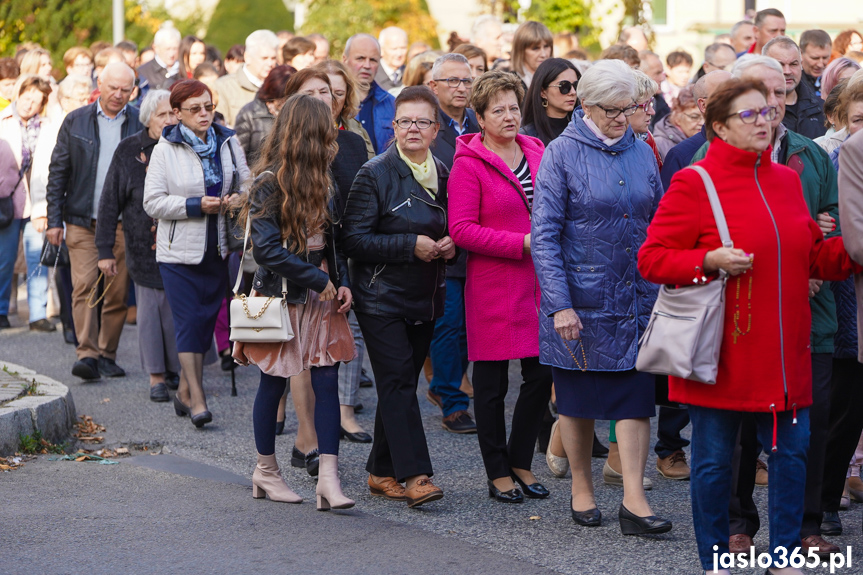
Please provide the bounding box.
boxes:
[532,109,663,371]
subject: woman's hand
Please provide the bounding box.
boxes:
[703,248,752,276]
[816,212,835,236]
[436,236,456,260]
[320,280,337,301]
[554,308,583,341]
[201,196,222,214]
[523,234,531,255]
[32,217,48,233]
[809,279,823,298]
[414,235,440,262]
[336,286,352,313]
[225,193,246,211]
[232,342,249,366]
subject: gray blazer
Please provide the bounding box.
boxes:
[838,129,863,361]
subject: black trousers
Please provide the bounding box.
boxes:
[822,358,863,513]
[472,357,552,480]
[730,353,832,537]
[356,312,435,482]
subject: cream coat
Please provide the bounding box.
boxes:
[838,130,863,361]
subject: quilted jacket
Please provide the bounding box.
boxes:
[532,109,663,371]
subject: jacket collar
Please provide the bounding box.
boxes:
[437,108,477,148]
[795,78,823,114]
[560,108,637,152]
[704,135,773,169]
[138,128,158,150]
[453,131,545,190]
[383,142,448,190]
[162,122,235,148]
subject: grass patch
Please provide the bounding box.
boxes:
[19,429,66,455]
[2,365,19,376]
[20,380,40,397]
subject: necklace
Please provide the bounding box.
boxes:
[483,140,520,169]
[731,274,753,343]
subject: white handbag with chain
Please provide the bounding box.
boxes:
[229,174,294,343]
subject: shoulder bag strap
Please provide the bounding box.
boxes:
[232,171,287,296]
[688,165,733,249]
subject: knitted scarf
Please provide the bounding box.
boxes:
[180,123,219,188]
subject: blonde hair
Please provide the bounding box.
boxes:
[19,48,50,76]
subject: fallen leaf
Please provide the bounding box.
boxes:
[100,398,111,403]
[0,464,11,471]
[75,456,87,462]
[529,516,541,520]
[115,447,129,455]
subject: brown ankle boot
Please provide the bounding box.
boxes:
[252,453,302,503]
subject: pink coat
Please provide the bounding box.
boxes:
[449,133,545,361]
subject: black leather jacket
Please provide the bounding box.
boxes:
[249,174,349,302]
[342,144,451,321]
[46,102,143,229]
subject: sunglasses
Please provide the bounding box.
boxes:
[548,80,576,95]
[179,103,215,114]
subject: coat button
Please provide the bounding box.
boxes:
[626,281,632,286]
[619,180,624,185]
[625,247,631,253]
[629,314,635,319]
[610,151,617,155]
[576,266,581,271]
[590,267,595,271]
[623,214,629,219]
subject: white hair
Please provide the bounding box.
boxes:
[431,53,469,79]
[153,26,181,47]
[379,27,407,45]
[632,69,658,101]
[245,30,279,57]
[139,89,171,127]
[576,59,637,107]
[732,54,783,78]
[57,74,93,100]
[470,15,502,43]
[849,68,863,89]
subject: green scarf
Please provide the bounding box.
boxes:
[397,144,438,198]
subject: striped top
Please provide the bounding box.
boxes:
[513,155,533,209]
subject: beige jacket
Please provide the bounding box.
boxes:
[838,129,863,360]
[342,116,375,160]
[214,67,259,128]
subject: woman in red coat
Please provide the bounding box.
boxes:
[639,79,860,575]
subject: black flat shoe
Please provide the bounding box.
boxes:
[487,480,523,503]
[173,396,191,417]
[165,371,180,391]
[592,433,609,458]
[305,448,320,477]
[618,503,672,535]
[220,351,234,371]
[98,356,126,378]
[72,357,100,380]
[822,510,843,536]
[275,420,285,436]
[571,498,601,526]
[191,410,213,428]
[291,446,307,468]
[354,402,363,413]
[511,473,549,499]
[340,427,372,443]
[149,382,170,402]
[63,327,76,345]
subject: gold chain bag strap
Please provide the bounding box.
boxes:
[635,165,729,384]
[229,172,295,343]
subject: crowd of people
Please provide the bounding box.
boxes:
[4,8,863,574]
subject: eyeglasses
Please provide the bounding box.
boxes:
[596,103,638,118]
[634,97,655,112]
[394,118,437,130]
[548,80,575,95]
[683,111,704,122]
[434,77,473,88]
[180,103,215,114]
[726,106,777,124]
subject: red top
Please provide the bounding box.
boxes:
[639,137,860,413]
[645,132,663,171]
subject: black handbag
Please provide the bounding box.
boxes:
[225,140,245,252]
[40,238,70,268]
[0,169,24,229]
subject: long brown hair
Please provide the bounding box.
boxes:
[242,93,337,254]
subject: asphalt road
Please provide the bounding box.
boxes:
[2,319,863,574]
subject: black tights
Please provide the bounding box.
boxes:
[253,366,340,456]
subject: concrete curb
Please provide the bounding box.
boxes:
[0,360,76,455]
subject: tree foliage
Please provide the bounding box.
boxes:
[204,0,295,55]
[301,0,439,58]
[525,0,601,50]
[0,0,202,68]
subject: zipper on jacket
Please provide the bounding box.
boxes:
[178,139,232,254]
[168,221,177,249]
[368,263,387,288]
[753,156,789,409]
[410,191,448,321]
[391,198,412,212]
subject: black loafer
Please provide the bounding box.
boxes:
[165,371,180,391]
[220,351,234,371]
[340,427,372,443]
[98,356,126,378]
[305,448,320,477]
[571,498,602,526]
[354,402,364,413]
[359,368,373,387]
[511,473,550,499]
[191,410,213,428]
[71,357,100,380]
[149,382,170,402]
[291,446,307,468]
[275,420,285,436]
[63,327,76,345]
[173,396,191,417]
[592,433,610,458]
[822,511,843,536]
[0,315,10,329]
[488,480,523,503]
[29,318,56,332]
[619,503,672,535]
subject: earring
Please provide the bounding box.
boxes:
[541,98,548,108]
[480,127,485,139]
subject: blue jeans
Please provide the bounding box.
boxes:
[689,404,810,570]
[0,219,48,321]
[429,278,470,416]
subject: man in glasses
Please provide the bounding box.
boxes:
[45,62,142,381]
[764,36,827,139]
[702,43,737,75]
[425,53,479,434]
[691,54,842,559]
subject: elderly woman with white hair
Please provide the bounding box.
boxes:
[94,90,182,402]
[532,59,669,535]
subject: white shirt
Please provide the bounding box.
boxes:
[154,54,179,78]
[243,65,263,88]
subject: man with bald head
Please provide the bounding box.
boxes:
[470,15,503,62]
[376,27,408,91]
[46,62,142,381]
[343,33,395,154]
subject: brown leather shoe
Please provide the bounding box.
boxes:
[848,475,863,501]
[426,389,442,409]
[801,534,840,558]
[729,533,753,555]
[459,373,474,398]
[656,450,690,480]
[755,458,768,486]
[405,478,443,508]
[423,356,433,383]
[368,475,407,501]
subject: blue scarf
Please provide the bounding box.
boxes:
[180,123,220,188]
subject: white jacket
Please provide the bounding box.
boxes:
[143,126,250,265]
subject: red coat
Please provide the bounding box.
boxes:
[638,137,859,413]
